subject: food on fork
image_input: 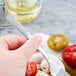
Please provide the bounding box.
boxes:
[47,34,69,51]
[40,59,50,74]
[26,49,65,76]
[35,59,51,76]
[62,45,76,76]
[30,53,44,64]
[26,62,37,76]
[26,53,51,76]
[37,64,41,70]
[26,61,51,76]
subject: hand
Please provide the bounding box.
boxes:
[0,34,42,76]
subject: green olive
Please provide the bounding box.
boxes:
[47,34,69,51]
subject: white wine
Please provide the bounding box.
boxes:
[5,0,39,22]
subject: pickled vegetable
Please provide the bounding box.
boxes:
[47,34,69,51]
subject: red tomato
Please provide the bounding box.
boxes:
[62,44,76,68]
[26,62,37,76]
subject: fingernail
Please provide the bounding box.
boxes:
[34,34,42,44]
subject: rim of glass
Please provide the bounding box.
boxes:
[5,0,43,15]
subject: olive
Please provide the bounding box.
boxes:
[47,34,69,51]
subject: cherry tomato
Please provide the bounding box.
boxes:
[26,62,37,76]
[62,45,76,68]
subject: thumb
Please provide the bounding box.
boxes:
[16,34,42,60]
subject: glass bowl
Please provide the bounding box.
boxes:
[5,0,43,23]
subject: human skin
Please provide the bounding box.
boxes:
[0,34,42,76]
